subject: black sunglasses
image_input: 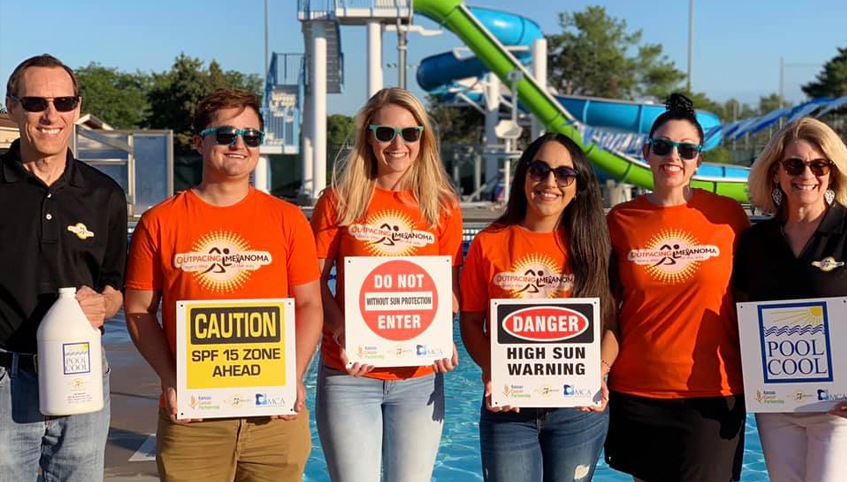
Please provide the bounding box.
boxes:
[9,94,79,113]
[647,138,702,161]
[368,124,424,143]
[198,126,265,148]
[527,160,579,187]
[780,158,833,177]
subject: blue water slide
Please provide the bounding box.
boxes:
[416,8,724,151]
[416,7,543,92]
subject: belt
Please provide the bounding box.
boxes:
[0,351,37,372]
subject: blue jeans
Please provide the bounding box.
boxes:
[480,404,609,482]
[315,363,445,482]
[0,350,110,482]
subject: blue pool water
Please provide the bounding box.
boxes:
[301,322,771,482]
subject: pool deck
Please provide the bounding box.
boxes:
[103,322,160,481]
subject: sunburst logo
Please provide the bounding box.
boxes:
[493,253,574,298]
[348,209,436,256]
[174,231,272,293]
[812,257,845,272]
[66,222,94,239]
[763,306,824,334]
[627,229,719,284]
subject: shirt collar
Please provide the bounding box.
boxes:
[0,139,85,188]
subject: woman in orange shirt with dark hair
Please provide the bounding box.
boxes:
[604,93,750,482]
[460,132,615,482]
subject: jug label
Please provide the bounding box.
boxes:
[63,342,92,375]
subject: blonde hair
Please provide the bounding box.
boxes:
[330,88,457,227]
[748,117,847,214]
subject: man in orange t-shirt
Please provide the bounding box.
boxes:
[124,90,322,482]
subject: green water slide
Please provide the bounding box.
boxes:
[413,0,749,202]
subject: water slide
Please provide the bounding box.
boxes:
[416,8,723,151]
[413,0,750,201]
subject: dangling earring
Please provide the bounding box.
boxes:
[825,189,835,206]
[772,187,782,207]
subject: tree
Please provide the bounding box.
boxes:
[426,95,484,144]
[145,54,264,152]
[547,6,685,100]
[757,93,792,115]
[802,47,847,98]
[75,63,150,128]
[327,114,356,146]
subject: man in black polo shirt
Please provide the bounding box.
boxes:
[0,54,127,481]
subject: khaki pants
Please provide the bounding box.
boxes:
[156,407,311,482]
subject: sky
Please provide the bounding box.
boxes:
[1,0,844,119]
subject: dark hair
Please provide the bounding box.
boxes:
[193,89,264,132]
[493,133,615,328]
[648,93,704,144]
[6,54,79,98]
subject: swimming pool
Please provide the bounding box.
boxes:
[301,322,772,481]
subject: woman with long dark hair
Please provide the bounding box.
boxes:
[460,133,615,482]
[604,93,750,482]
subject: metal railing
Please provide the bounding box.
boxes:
[298,0,412,14]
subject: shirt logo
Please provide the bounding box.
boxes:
[66,223,94,240]
[174,231,272,293]
[627,229,720,284]
[493,254,574,298]
[349,209,436,256]
[812,257,844,272]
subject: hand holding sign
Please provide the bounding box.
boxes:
[829,401,847,419]
[483,373,519,413]
[432,342,459,373]
[278,379,307,421]
[164,372,202,424]
[335,329,376,377]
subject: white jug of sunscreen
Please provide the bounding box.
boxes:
[36,287,104,415]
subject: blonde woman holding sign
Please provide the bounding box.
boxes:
[310,88,463,482]
[460,133,615,482]
[734,117,847,482]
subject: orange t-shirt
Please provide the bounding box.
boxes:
[461,224,574,317]
[606,189,750,399]
[126,188,320,404]
[311,186,463,380]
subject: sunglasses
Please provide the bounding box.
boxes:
[647,138,703,161]
[780,158,833,176]
[199,126,265,148]
[527,160,579,187]
[9,94,79,113]
[368,124,424,143]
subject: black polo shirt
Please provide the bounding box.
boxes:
[0,139,127,353]
[733,202,847,301]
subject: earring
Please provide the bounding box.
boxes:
[825,189,835,206]
[772,187,782,207]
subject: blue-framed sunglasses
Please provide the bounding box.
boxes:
[647,138,702,160]
[368,124,424,143]
[199,126,265,148]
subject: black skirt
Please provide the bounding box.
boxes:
[604,391,746,482]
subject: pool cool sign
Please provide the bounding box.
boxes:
[738,297,847,412]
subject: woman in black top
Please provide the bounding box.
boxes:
[733,117,847,482]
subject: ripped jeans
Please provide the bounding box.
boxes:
[479,405,608,482]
